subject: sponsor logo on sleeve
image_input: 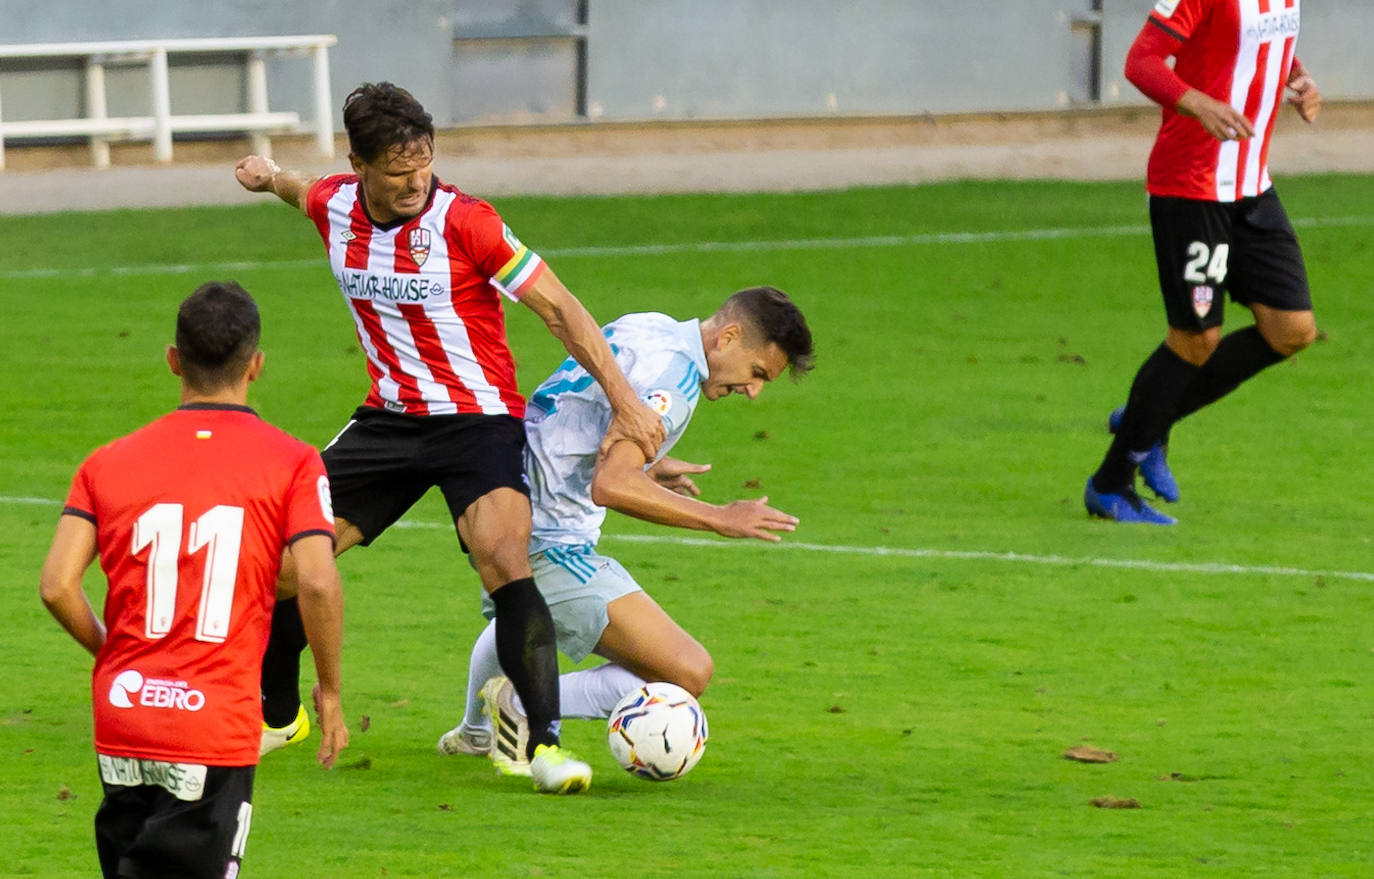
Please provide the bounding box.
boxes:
[501,224,524,252]
[1154,0,1181,17]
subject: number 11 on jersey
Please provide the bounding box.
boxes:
[131,503,245,643]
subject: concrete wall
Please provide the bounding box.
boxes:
[585,0,1093,119]
[1,0,1371,131]
[585,0,1374,121]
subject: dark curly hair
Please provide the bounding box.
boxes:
[342,82,435,163]
[176,281,260,391]
[724,286,815,378]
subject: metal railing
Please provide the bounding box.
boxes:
[0,35,337,170]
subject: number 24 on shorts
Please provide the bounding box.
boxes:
[1183,241,1229,285]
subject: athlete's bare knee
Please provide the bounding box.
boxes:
[1264,319,1317,357]
[1166,327,1220,365]
[470,541,533,592]
[672,648,714,698]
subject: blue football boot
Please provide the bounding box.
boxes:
[1108,406,1180,503]
[1084,477,1177,525]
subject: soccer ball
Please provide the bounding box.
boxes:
[607,682,709,781]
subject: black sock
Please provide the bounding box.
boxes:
[261,597,308,727]
[491,577,560,759]
[1092,343,1200,492]
[1173,326,1285,422]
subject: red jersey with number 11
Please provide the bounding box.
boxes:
[63,405,334,766]
[1143,0,1300,202]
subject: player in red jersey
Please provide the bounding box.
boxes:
[234,82,663,792]
[1084,0,1321,525]
[39,281,346,879]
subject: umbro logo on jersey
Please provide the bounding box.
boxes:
[408,228,431,267]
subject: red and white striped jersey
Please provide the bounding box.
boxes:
[1144,0,1300,202]
[305,175,547,417]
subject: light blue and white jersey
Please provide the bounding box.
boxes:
[525,313,707,554]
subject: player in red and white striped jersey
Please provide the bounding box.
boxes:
[236,82,663,792]
[1084,0,1321,525]
[40,282,346,878]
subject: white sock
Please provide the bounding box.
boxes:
[464,623,644,724]
[558,664,646,719]
[461,620,501,732]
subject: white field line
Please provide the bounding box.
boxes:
[2,215,1370,282]
[10,494,1368,581]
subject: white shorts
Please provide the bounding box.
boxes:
[481,544,642,662]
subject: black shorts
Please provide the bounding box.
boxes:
[95,763,255,879]
[1149,188,1311,331]
[321,406,529,546]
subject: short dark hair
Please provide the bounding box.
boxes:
[175,281,261,391]
[343,82,435,163]
[724,286,814,377]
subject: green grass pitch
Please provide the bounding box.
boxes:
[2,175,1372,878]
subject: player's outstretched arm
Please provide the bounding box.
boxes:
[289,533,347,768]
[519,271,665,460]
[234,155,317,212]
[592,442,798,541]
[39,515,105,656]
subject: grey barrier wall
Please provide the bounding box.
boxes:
[1,0,1371,131]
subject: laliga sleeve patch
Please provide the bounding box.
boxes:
[317,474,335,524]
[644,389,673,416]
[1154,0,1181,17]
[642,388,692,435]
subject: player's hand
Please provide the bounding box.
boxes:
[648,457,710,497]
[234,154,281,192]
[600,399,666,461]
[1177,90,1254,141]
[1287,73,1322,123]
[713,496,799,542]
[312,683,349,769]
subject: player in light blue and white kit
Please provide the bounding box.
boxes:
[438,287,814,771]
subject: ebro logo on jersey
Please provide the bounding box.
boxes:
[108,669,206,712]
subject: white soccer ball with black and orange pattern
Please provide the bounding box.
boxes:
[607,682,708,781]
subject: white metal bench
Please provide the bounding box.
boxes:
[0,35,337,170]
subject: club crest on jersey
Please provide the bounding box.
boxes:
[644,389,673,415]
[408,228,431,266]
[1154,0,1181,17]
[1192,285,1214,318]
[340,230,356,242]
